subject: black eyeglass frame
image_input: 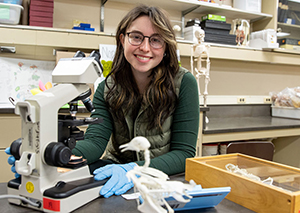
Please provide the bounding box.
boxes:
[126,32,164,49]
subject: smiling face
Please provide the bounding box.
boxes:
[120,15,166,78]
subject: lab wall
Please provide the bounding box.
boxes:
[180,57,300,96]
[53,0,132,33]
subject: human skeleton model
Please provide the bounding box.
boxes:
[120,137,197,213]
[190,28,210,107]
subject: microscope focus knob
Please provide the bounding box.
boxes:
[65,137,76,150]
[44,142,72,167]
[10,138,22,160]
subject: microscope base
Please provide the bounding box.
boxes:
[7,177,107,212]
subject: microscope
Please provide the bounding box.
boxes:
[7,51,107,212]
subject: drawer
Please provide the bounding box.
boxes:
[0,150,15,182]
[0,114,21,148]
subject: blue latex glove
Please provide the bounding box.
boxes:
[5,147,20,178]
[93,162,136,198]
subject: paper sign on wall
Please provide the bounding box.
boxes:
[99,44,116,77]
[0,57,55,108]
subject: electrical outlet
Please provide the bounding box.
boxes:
[264,97,272,103]
[237,97,246,103]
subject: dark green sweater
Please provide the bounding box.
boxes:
[73,71,199,175]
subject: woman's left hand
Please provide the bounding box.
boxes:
[93,162,136,198]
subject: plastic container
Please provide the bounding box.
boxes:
[184,25,202,43]
[272,106,300,119]
[249,29,279,49]
[0,3,23,25]
[170,20,183,39]
[219,143,229,154]
[0,0,22,5]
[233,0,261,13]
[202,143,219,156]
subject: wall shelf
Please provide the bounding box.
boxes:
[0,1,298,65]
[1,24,299,65]
[106,0,272,22]
[174,0,272,22]
[0,24,115,49]
[278,22,300,37]
[177,40,300,65]
[278,22,300,30]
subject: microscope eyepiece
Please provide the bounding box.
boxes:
[89,50,100,61]
[89,50,103,71]
[73,50,86,58]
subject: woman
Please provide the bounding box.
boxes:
[74,5,199,198]
[7,5,199,198]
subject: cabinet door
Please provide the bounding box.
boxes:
[0,115,21,182]
[0,115,21,148]
[0,150,15,182]
[277,0,300,50]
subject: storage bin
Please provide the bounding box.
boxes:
[0,0,22,5]
[272,106,300,119]
[184,25,202,43]
[233,0,261,13]
[202,143,219,156]
[0,2,23,24]
[170,20,183,39]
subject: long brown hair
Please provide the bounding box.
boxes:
[105,5,179,131]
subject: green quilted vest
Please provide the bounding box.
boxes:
[103,67,189,163]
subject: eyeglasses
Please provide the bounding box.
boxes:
[126,32,164,49]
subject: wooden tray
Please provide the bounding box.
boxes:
[186,153,300,213]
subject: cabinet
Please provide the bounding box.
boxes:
[277,0,300,52]
[0,114,21,182]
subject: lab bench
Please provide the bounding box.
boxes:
[0,173,255,213]
[3,104,300,181]
[197,104,300,156]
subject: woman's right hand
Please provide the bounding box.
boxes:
[5,147,20,178]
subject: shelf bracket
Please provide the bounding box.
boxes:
[100,0,108,32]
[181,5,200,37]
